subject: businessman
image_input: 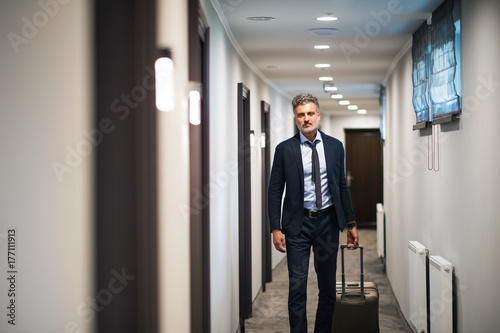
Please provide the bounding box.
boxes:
[268,93,358,332]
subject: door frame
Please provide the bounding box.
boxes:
[188,0,211,331]
[261,101,272,291]
[94,0,158,331]
[238,83,252,329]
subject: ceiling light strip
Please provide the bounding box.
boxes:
[316,16,338,21]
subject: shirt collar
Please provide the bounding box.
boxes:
[299,130,322,144]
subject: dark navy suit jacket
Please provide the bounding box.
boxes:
[268,131,355,236]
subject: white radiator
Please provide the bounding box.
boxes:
[429,256,454,333]
[408,241,428,333]
[376,203,384,258]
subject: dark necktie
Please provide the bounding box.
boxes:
[307,141,322,209]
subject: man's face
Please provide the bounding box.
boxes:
[295,102,320,134]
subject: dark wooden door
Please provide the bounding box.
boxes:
[188,1,211,332]
[261,101,272,291]
[238,83,252,329]
[345,129,383,227]
[95,0,158,331]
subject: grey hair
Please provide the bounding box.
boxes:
[292,93,320,114]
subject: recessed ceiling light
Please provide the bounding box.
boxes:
[347,105,358,110]
[330,93,343,99]
[315,64,331,68]
[310,28,338,36]
[339,100,350,105]
[323,84,337,92]
[319,76,333,81]
[314,45,330,50]
[316,16,339,21]
[247,16,275,21]
[357,109,367,114]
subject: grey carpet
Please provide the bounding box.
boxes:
[245,229,412,332]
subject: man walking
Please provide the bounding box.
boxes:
[268,93,358,332]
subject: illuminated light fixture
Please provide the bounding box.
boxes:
[260,133,266,148]
[338,100,350,105]
[314,45,330,50]
[316,16,339,21]
[189,90,201,125]
[323,83,337,92]
[155,51,175,112]
[315,63,331,68]
[319,76,333,81]
[347,105,358,110]
[247,16,275,21]
[357,109,368,114]
[249,130,255,147]
[330,93,343,99]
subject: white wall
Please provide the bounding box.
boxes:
[268,97,293,271]
[156,0,192,332]
[0,0,94,332]
[201,1,293,332]
[321,114,381,145]
[384,0,500,331]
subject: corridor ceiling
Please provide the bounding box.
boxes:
[214,0,443,116]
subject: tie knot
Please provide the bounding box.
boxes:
[307,141,317,148]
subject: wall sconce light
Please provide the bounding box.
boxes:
[155,49,175,112]
[189,90,201,125]
[260,133,266,148]
[249,130,255,147]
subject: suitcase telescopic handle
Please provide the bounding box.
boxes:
[340,244,365,302]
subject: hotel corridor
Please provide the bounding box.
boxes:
[2,0,500,332]
[246,229,410,332]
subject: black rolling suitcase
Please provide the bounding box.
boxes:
[332,245,379,332]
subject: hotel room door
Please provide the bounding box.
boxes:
[345,129,383,227]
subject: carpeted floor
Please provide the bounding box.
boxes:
[244,228,412,332]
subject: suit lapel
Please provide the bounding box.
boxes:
[321,131,334,178]
[291,133,304,189]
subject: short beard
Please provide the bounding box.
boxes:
[297,121,319,134]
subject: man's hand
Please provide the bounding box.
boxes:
[272,230,286,253]
[347,223,359,249]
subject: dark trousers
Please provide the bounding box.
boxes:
[286,212,339,333]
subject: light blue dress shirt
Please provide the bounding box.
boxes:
[299,131,333,210]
